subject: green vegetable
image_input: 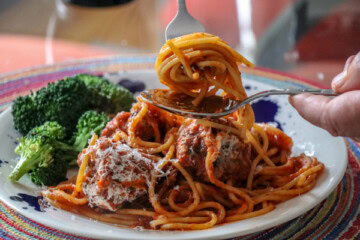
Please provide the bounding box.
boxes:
[12,74,134,137]
[72,110,110,152]
[11,94,41,137]
[9,112,110,186]
[75,74,134,113]
[26,120,66,139]
[30,155,69,186]
[12,77,90,136]
[10,73,132,185]
[9,122,78,186]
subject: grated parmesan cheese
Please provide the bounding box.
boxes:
[79,137,157,211]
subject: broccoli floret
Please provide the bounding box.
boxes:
[11,94,41,137]
[30,154,68,186]
[9,136,54,182]
[34,78,91,136]
[26,121,66,139]
[29,140,77,186]
[75,74,134,113]
[9,122,78,186]
[72,111,109,152]
[12,77,90,136]
[12,74,134,137]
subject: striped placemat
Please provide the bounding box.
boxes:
[0,56,358,240]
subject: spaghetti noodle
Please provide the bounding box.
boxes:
[41,33,324,231]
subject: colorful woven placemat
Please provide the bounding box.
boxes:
[0,56,358,240]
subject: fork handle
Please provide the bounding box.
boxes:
[228,89,339,116]
[177,0,187,13]
[245,89,338,104]
[275,89,338,96]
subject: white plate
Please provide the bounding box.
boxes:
[0,69,347,240]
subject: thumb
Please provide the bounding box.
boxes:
[289,92,360,138]
[332,52,360,93]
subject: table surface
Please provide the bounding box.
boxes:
[1,0,359,86]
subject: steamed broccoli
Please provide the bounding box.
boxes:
[11,94,42,137]
[72,110,110,152]
[29,155,69,186]
[12,74,134,137]
[9,122,78,186]
[9,111,110,186]
[26,120,67,139]
[75,74,134,113]
[12,77,90,136]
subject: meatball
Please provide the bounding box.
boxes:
[213,132,252,182]
[79,137,154,212]
[176,121,252,183]
[176,121,211,181]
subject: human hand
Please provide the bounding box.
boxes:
[289,52,360,140]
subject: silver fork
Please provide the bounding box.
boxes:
[165,0,205,40]
[140,89,338,119]
[160,1,338,119]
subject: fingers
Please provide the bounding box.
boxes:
[289,94,331,132]
[289,91,360,138]
[290,52,360,138]
[332,52,360,93]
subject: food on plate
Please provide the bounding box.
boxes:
[9,121,79,186]
[14,33,324,230]
[9,75,132,186]
[71,110,110,153]
[42,100,323,230]
[11,74,134,136]
[78,74,134,115]
[12,76,89,137]
[9,110,110,186]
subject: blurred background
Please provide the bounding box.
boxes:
[0,0,359,86]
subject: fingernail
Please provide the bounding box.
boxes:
[344,55,355,71]
[332,71,346,90]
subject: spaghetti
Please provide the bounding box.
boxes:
[41,33,324,231]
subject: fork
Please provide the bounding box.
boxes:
[140,89,338,119]
[165,0,205,40]
[160,1,338,119]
